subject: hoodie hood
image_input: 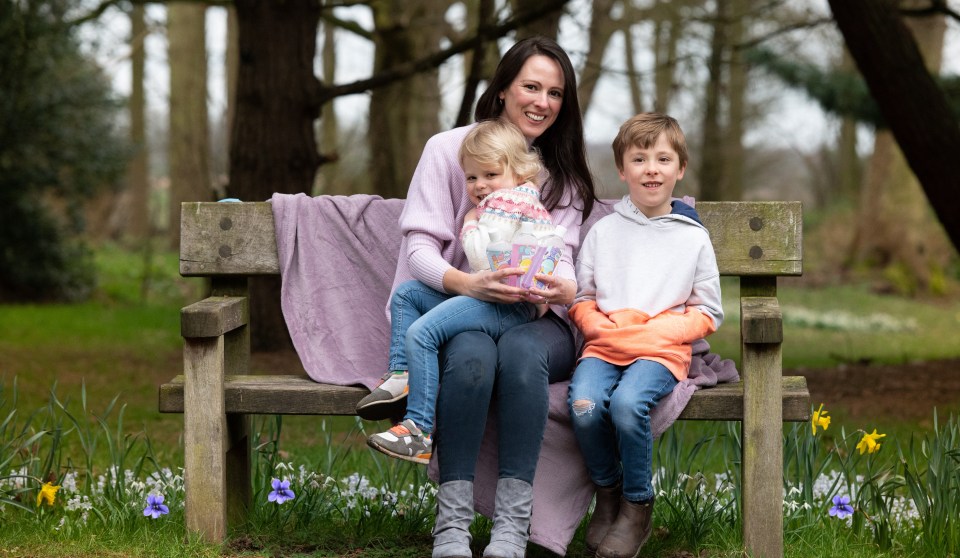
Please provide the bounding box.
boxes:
[613,195,705,229]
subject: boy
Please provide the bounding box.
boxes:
[567,113,723,558]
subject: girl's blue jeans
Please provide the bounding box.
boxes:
[435,311,575,484]
[568,357,678,502]
[389,280,537,434]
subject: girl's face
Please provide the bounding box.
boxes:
[498,55,564,141]
[463,158,521,206]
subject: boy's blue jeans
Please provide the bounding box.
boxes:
[568,357,678,502]
[389,280,537,434]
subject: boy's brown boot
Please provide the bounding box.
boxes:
[585,482,621,553]
[595,497,654,558]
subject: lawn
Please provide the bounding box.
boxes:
[2,243,959,557]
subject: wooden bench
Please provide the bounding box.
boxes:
[160,200,809,558]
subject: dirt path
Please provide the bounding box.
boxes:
[795,358,960,423]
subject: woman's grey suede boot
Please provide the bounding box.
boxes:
[432,480,475,558]
[482,477,533,558]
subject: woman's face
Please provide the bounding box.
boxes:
[498,55,564,141]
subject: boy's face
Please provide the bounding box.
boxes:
[619,133,686,218]
[463,158,519,206]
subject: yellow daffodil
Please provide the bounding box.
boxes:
[811,403,831,435]
[856,429,886,455]
[36,482,60,507]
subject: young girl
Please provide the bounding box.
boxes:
[358,119,554,464]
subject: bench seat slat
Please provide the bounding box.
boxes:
[160,374,810,421]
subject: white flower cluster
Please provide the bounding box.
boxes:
[783,470,920,524]
[783,306,918,332]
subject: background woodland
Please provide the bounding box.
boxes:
[2,0,959,350]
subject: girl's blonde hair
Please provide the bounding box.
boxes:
[459,120,542,186]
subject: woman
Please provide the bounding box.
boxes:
[390,37,596,558]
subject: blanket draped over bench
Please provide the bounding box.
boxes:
[271,192,738,555]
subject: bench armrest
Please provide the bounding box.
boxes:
[181,296,249,338]
[740,296,782,345]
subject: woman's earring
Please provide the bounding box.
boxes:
[498,97,504,105]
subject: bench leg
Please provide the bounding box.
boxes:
[183,336,228,542]
[226,413,251,524]
[741,342,784,558]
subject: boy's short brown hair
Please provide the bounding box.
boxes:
[612,113,688,172]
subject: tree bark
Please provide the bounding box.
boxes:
[842,0,955,293]
[698,0,727,201]
[127,4,150,239]
[368,0,446,199]
[229,0,323,351]
[723,0,748,201]
[511,0,562,40]
[652,0,682,113]
[576,0,617,115]
[828,0,960,253]
[317,11,347,195]
[168,2,210,248]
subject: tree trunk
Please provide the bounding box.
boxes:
[652,0,682,113]
[576,0,617,115]
[168,2,210,248]
[622,14,644,115]
[456,0,499,127]
[511,0,561,40]
[828,0,960,256]
[229,0,322,351]
[368,0,446,199]
[834,50,862,205]
[317,13,347,195]
[843,0,955,293]
[698,0,726,201]
[723,0,748,201]
[127,4,150,239]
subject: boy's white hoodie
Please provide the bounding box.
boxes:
[569,196,723,380]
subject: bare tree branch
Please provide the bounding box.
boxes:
[735,16,834,51]
[900,0,960,23]
[319,11,374,40]
[66,0,233,27]
[318,0,570,104]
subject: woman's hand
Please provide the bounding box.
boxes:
[524,274,576,306]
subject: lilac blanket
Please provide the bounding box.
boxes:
[271,192,738,555]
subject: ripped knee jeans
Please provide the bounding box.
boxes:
[567,357,677,502]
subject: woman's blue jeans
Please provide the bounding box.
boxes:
[568,357,678,502]
[390,280,537,434]
[434,311,575,484]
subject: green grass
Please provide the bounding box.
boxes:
[708,277,960,370]
[3,243,960,557]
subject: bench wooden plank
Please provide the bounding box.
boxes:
[159,374,810,421]
[181,296,249,338]
[179,201,802,277]
[741,296,783,344]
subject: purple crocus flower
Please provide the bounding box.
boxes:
[829,495,854,519]
[268,478,295,504]
[143,493,170,519]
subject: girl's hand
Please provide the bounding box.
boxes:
[524,274,576,306]
[450,267,527,303]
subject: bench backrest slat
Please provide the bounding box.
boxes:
[180,200,802,277]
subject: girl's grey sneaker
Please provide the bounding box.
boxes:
[356,370,409,420]
[367,418,432,464]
